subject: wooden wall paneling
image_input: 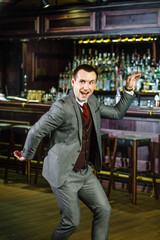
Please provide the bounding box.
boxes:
[26,39,73,92]
[22,42,27,76]
[0,44,4,91]
[2,42,22,96]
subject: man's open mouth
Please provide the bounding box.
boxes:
[80,91,89,96]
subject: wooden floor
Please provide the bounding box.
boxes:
[0,168,160,240]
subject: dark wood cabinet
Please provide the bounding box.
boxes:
[44,12,96,35]
[0,2,160,38]
[0,17,40,36]
[101,8,160,35]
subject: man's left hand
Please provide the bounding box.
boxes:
[126,73,141,90]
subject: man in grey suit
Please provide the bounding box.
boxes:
[14,64,141,240]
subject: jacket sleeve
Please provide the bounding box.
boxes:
[99,91,135,119]
[22,101,65,160]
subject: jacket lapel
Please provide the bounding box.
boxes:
[69,90,82,145]
[88,98,98,134]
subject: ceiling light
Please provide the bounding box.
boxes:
[42,0,50,8]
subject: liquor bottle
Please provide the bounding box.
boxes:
[62,74,65,91]
[94,50,98,69]
[97,53,103,74]
[72,56,78,69]
[111,52,116,69]
[115,87,121,104]
[130,53,135,75]
[102,52,108,73]
[88,48,92,65]
[104,71,111,91]
[99,73,103,90]
[110,71,116,91]
[80,48,85,64]
[106,52,111,72]
[80,48,88,65]
[136,54,141,74]
[84,54,88,64]
[120,50,126,74]
[91,56,95,67]
[58,73,63,89]
[114,63,119,90]
[139,58,144,76]
[126,53,131,76]
[23,74,28,98]
[147,48,151,66]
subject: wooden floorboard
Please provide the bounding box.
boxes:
[0,168,160,240]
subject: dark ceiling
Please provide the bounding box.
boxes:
[0,0,141,12]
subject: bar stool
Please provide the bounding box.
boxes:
[0,123,12,150]
[0,123,12,182]
[101,132,111,164]
[4,124,32,183]
[107,136,158,204]
[93,132,111,176]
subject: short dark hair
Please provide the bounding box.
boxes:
[73,64,98,81]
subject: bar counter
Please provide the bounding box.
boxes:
[0,101,52,112]
[0,100,159,174]
[1,100,160,118]
[0,101,52,125]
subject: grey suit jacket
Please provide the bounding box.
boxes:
[22,90,134,188]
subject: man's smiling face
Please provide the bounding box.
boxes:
[71,69,97,101]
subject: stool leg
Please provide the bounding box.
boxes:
[4,127,14,183]
[26,160,31,182]
[120,157,124,189]
[132,140,137,204]
[148,141,158,200]
[102,137,106,163]
[34,158,40,184]
[128,146,132,194]
[34,141,43,184]
[22,161,26,175]
[106,138,112,166]
[4,155,10,184]
[4,143,12,184]
[107,138,118,199]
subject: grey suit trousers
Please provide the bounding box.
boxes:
[50,165,111,240]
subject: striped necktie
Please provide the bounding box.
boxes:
[83,103,89,124]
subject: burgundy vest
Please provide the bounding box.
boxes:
[73,105,93,171]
